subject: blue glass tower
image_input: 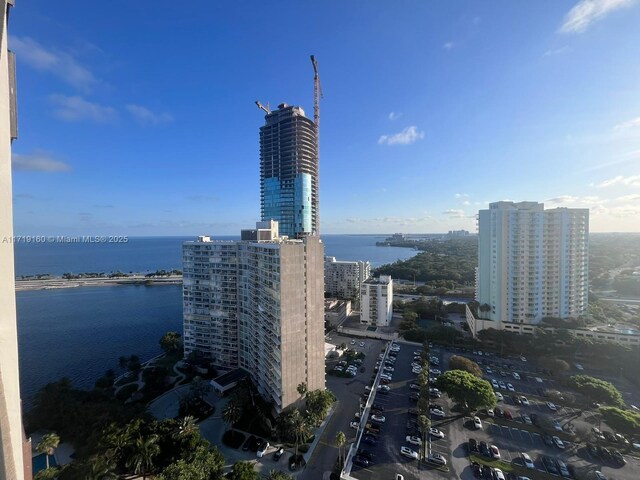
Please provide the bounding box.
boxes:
[259,103,318,238]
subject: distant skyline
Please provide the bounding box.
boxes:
[10,0,640,236]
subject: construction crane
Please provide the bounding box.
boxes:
[255,100,270,114]
[310,54,323,235]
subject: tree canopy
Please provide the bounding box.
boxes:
[448,356,482,377]
[569,375,624,407]
[599,407,640,436]
[435,370,496,411]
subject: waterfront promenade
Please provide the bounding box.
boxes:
[15,275,182,291]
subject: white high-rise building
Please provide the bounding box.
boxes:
[182,221,325,412]
[1,1,30,478]
[476,201,588,326]
[360,275,393,326]
[324,256,370,300]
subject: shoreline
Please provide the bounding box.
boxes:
[15,275,183,291]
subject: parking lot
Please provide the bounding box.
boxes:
[312,336,640,480]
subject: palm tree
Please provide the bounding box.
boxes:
[36,432,60,470]
[418,414,431,465]
[297,382,308,400]
[264,470,293,480]
[288,409,310,457]
[85,455,118,480]
[173,415,198,439]
[222,399,242,431]
[335,431,346,468]
[126,435,160,480]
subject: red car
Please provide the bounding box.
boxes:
[504,409,513,420]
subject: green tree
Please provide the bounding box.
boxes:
[297,382,308,399]
[286,409,310,457]
[569,375,624,407]
[538,357,570,373]
[222,400,242,431]
[173,415,198,440]
[448,355,482,377]
[36,432,60,470]
[226,461,258,480]
[435,370,496,412]
[335,431,346,468]
[599,407,640,435]
[84,455,118,480]
[158,444,224,480]
[126,434,161,480]
[418,414,431,464]
[160,332,183,354]
[304,389,335,426]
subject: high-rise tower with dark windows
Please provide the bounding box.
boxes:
[259,103,318,238]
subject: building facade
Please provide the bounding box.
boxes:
[476,201,588,327]
[324,256,370,300]
[360,276,393,326]
[182,221,325,412]
[0,1,30,478]
[259,104,318,238]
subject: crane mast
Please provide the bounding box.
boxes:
[310,55,322,235]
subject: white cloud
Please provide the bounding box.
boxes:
[378,126,425,146]
[559,0,636,34]
[388,112,402,121]
[125,104,174,125]
[454,193,470,198]
[12,152,71,172]
[442,209,466,218]
[443,42,454,51]
[596,175,640,188]
[10,36,98,91]
[49,94,116,122]
[614,116,640,130]
[543,46,571,56]
[546,195,601,205]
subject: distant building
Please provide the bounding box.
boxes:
[259,103,318,238]
[447,229,470,237]
[475,201,588,329]
[182,221,325,412]
[360,275,394,326]
[324,299,352,328]
[324,256,370,300]
[0,1,31,478]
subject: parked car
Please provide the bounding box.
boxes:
[427,453,447,466]
[543,435,554,447]
[350,421,359,429]
[557,459,570,478]
[430,427,445,439]
[468,437,479,453]
[431,408,445,418]
[504,409,513,420]
[352,455,369,468]
[553,436,565,449]
[479,441,489,456]
[522,414,532,425]
[405,435,421,446]
[542,455,559,475]
[546,402,557,411]
[490,444,501,459]
[473,416,483,429]
[371,414,386,423]
[520,396,529,406]
[357,449,374,461]
[513,372,521,380]
[495,391,504,401]
[493,468,506,480]
[594,472,607,480]
[521,452,534,469]
[471,461,482,478]
[400,446,419,460]
[492,379,499,389]
[409,383,420,390]
[257,441,270,458]
[273,447,284,461]
[378,385,390,393]
[362,434,377,445]
[612,449,627,466]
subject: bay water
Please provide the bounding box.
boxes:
[15,235,418,404]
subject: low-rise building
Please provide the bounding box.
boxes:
[324,256,370,300]
[324,298,351,328]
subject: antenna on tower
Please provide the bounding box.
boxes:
[310,55,322,235]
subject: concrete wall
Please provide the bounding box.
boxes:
[0,1,26,477]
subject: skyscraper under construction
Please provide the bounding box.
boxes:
[259,103,318,238]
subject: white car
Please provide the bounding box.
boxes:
[487,408,495,417]
[400,446,419,460]
[486,367,493,375]
[413,351,421,356]
[520,356,527,362]
[350,340,356,345]
[546,402,557,411]
[395,475,404,480]
[499,381,507,390]
[520,396,529,406]
[429,368,441,375]
[429,427,445,439]
[507,383,515,392]
[431,408,445,418]
[412,367,423,374]
[473,416,482,429]
[359,342,365,347]
[377,385,390,392]
[371,414,386,423]
[552,436,565,449]
[257,441,270,458]
[493,468,506,480]
[380,373,392,381]
[495,392,504,401]
[522,452,534,469]
[492,379,499,390]
[411,362,422,368]
[427,453,447,466]
[512,372,521,380]
[490,444,501,459]
[405,435,422,446]
[522,414,532,425]
[350,421,359,429]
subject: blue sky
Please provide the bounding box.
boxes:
[10,0,640,235]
